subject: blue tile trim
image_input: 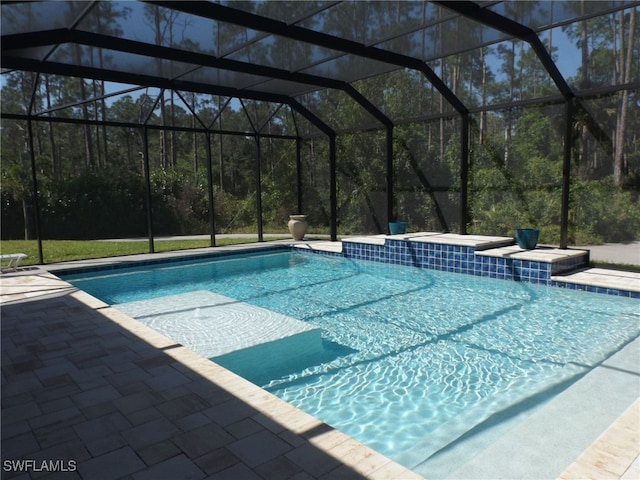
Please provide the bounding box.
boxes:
[550,281,640,298]
[551,256,587,275]
[338,238,636,298]
[58,240,634,299]
[294,248,342,259]
[57,245,289,276]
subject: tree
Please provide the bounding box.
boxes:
[614,7,636,186]
[564,6,639,185]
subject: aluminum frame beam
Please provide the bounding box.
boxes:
[434,1,575,99]
[147,1,468,115]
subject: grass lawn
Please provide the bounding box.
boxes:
[591,259,640,273]
[0,238,261,265]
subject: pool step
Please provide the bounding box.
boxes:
[551,267,640,294]
[114,290,320,358]
[415,336,640,479]
[212,333,356,386]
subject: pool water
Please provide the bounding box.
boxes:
[63,250,640,469]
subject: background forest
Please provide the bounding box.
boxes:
[2,2,639,246]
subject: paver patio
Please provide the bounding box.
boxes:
[1,270,421,480]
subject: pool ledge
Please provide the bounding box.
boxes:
[343,232,514,249]
[295,234,638,297]
[293,241,343,253]
[475,244,588,263]
[552,267,640,294]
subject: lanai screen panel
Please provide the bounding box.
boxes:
[468,104,566,241]
[334,130,388,234]
[2,1,639,245]
[3,1,637,120]
[395,119,460,233]
[570,90,640,244]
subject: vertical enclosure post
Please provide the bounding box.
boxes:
[386,125,394,226]
[27,119,44,264]
[560,99,574,249]
[287,99,336,240]
[205,132,216,247]
[255,135,264,242]
[142,127,154,253]
[460,113,470,235]
[329,134,337,242]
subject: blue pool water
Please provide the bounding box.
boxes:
[62,250,639,469]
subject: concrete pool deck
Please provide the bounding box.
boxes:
[1,237,638,479]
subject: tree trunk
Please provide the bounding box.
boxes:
[170,90,176,168]
[45,76,58,178]
[614,8,634,186]
[218,97,225,191]
[160,103,167,169]
[192,94,198,176]
[578,1,591,176]
[93,81,102,168]
[192,130,198,177]
[79,79,94,169]
[101,82,108,167]
[580,1,589,89]
[22,198,33,240]
[437,10,445,165]
[154,9,167,170]
[504,42,516,166]
[479,47,487,145]
[68,37,94,169]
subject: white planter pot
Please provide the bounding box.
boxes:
[288,215,308,240]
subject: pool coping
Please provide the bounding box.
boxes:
[344,232,515,250]
[38,234,639,296]
[558,398,640,480]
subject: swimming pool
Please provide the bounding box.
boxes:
[62,249,639,472]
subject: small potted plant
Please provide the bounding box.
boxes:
[514,228,540,250]
[388,205,407,235]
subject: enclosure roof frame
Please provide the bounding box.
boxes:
[3,1,636,133]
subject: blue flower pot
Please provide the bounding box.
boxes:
[515,228,540,250]
[388,222,407,235]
